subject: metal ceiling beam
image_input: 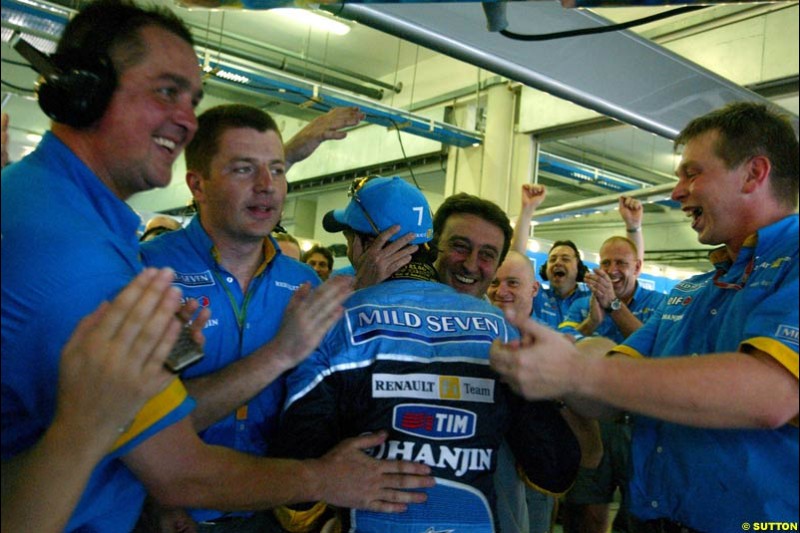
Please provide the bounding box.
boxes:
[1,0,483,148]
[205,56,484,147]
[531,182,677,222]
[184,21,401,97]
[330,2,785,139]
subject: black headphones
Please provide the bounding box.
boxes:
[539,240,588,282]
[14,37,116,129]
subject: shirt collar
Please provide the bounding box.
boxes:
[708,214,797,271]
[37,132,141,250]
[186,216,277,276]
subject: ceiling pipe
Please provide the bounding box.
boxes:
[195,41,386,100]
[532,182,677,221]
[185,21,401,95]
[1,0,396,101]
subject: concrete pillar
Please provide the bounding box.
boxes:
[444,82,520,211]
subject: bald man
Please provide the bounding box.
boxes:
[140,215,182,242]
[489,250,602,533]
[488,250,540,319]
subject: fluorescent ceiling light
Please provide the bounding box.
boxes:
[271,9,350,36]
[211,68,251,84]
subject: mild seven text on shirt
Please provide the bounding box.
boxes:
[356,309,500,336]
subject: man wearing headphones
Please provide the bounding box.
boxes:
[535,239,591,328]
[507,185,645,533]
[511,184,645,330]
[1,2,430,531]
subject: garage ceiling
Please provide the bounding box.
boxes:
[2,0,797,272]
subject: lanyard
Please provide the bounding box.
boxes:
[712,256,755,291]
[211,270,257,330]
[211,270,258,425]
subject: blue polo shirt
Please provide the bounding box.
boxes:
[330,264,356,278]
[614,214,799,532]
[1,132,194,532]
[558,283,667,344]
[141,216,320,522]
[532,284,591,328]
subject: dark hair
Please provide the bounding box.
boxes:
[540,240,588,282]
[675,102,799,209]
[302,245,334,270]
[57,0,193,74]
[432,193,513,265]
[186,105,282,177]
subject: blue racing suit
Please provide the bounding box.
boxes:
[272,274,581,533]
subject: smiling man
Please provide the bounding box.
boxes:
[489,250,604,533]
[532,240,591,327]
[559,236,666,343]
[1,3,429,530]
[432,192,513,299]
[488,250,540,318]
[510,184,645,330]
[556,236,665,533]
[490,102,799,533]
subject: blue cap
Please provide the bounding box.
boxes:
[323,176,433,245]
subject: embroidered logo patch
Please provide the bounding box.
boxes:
[393,404,477,440]
[173,270,215,288]
[372,373,495,404]
[775,324,799,346]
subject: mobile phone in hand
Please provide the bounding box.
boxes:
[164,324,204,373]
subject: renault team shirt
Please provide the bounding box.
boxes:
[613,215,799,533]
[558,283,667,344]
[141,216,320,522]
[532,284,590,328]
[1,132,194,532]
[272,279,581,533]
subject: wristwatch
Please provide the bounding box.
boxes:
[605,298,622,313]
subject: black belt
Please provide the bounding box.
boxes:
[643,518,703,533]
